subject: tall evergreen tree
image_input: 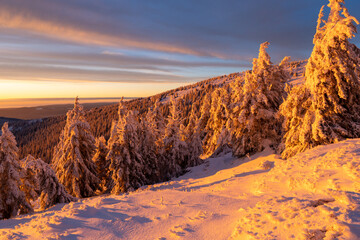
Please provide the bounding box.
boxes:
[145,99,166,152]
[281,0,360,158]
[139,116,161,183]
[231,42,288,157]
[52,97,100,198]
[182,106,203,167]
[163,96,186,177]
[203,88,231,157]
[107,102,147,194]
[0,123,32,219]
[198,93,212,140]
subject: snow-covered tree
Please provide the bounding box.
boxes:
[52,97,100,198]
[198,93,212,140]
[182,106,203,167]
[231,42,288,157]
[281,0,360,158]
[107,101,147,194]
[203,88,231,157]
[163,96,186,177]
[145,100,166,156]
[139,116,161,183]
[93,136,109,191]
[0,123,32,219]
[23,155,74,210]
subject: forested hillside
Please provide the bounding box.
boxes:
[12,61,305,163]
[1,1,360,238]
[11,72,245,162]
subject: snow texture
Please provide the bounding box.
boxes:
[1,139,359,239]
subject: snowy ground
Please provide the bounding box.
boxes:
[1,139,360,239]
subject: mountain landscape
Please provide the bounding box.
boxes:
[0,0,360,239]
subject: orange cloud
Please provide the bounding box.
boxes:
[0,8,203,56]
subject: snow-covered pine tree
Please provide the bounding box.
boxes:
[202,88,231,157]
[198,93,212,140]
[21,157,38,204]
[228,74,246,151]
[163,96,186,177]
[93,136,109,191]
[107,101,147,194]
[281,0,360,159]
[182,106,203,167]
[145,99,166,154]
[231,42,288,157]
[52,97,100,198]
[0,123,32,219]
[139,116,161,183]
[23,155,75,210]
[104,120,118,192]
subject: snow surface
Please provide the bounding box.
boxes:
[1,139,360,239]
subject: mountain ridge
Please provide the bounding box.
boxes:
[10,60,306,163]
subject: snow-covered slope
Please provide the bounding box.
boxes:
[2,139,359,239]
[161,60,306,104]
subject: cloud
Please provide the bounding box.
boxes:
[0,63,199,83]
[3,0,355,61]
[0,0,359,87]
[0,42,248,84]
[0,8,205,56]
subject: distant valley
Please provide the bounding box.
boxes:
[0,100,131,120]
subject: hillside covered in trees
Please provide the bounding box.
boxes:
[11,64,304,163]
[1,0,360,238]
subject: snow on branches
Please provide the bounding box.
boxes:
[231,42,287,157]
[52,97,100,198]
[0,123,32,219]
[281,0,360,158]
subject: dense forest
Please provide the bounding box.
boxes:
[11,72,241,163]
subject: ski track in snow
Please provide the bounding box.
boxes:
[1,139,360,239]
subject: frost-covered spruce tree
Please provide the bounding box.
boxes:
[93,136,109,191]
[143,100,170,182]
[139,116,161,183]
[146,99,166,139]
[52,97,100,198]
[0,123,32,219]
[281,0,360,159]
[163,96,187,177]
[231,42,287,157]
[198,93,212,140]
[182,106,203,167]
[145,100,166,156]
[21,157,38,204]
[106,101,147,194]
[24,155,74,210]
[203,88,231,157]
[104,120,118,191]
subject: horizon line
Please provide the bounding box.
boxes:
[0,97,139,101]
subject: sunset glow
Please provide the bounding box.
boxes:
[1,1,360,239]
[0,79,190,100]
[0,0,358,103]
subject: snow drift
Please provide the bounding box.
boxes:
[0,139,359,239]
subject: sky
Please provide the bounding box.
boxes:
[0,0,359,99]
